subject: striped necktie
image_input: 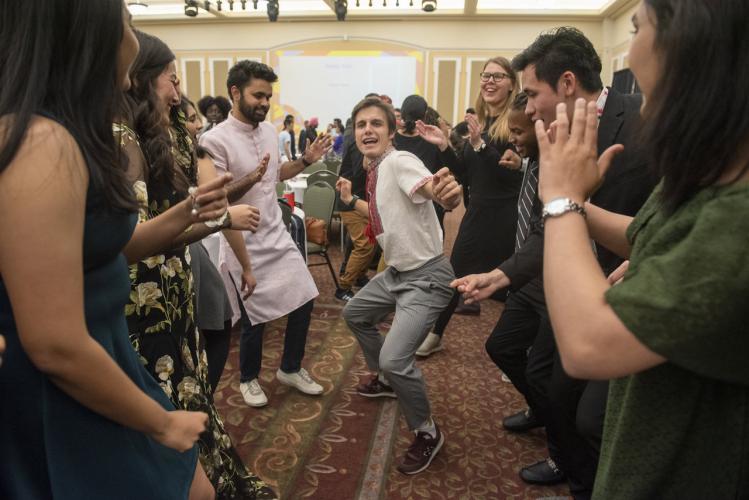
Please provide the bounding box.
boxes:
[515,158,539,251]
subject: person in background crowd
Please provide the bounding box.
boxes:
[279,114,295,161]
[394,95,451,229]
[299,116,319,156]
[198,95,232,134]
[415,57,523,358]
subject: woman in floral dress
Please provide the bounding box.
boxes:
[120,30,276,500]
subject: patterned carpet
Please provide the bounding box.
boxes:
[213,211,568,499]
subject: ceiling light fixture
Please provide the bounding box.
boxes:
[127,1,148,15]
[267,0,279,21]
[228,0,234,10]
[422,0,435,10]
[253,0,258,8]
[216,0,222,9]
[335,0,347,20]
[184,0,199,16]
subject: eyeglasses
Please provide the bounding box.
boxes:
[479,71,510,83]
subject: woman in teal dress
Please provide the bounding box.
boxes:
[456,1,749,498]
[122,31,276,500]
[0,1,231,498]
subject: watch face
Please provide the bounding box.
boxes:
[546,198,569,216]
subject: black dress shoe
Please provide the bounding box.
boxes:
[502,408,542,432]
[520,458,566,485]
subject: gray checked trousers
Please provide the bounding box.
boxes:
[343,255,455,430]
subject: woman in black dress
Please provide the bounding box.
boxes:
[416,57,523,357]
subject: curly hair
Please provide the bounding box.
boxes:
[196,95,231,121]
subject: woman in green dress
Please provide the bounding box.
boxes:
[122,30,276,500]
[457,1,749,498]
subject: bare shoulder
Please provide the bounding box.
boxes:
[0,115,88,198]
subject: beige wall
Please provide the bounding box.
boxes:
[137,11,636,122]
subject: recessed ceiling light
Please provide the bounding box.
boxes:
[127,1,149,15]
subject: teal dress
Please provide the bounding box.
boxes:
[0,160,197,498]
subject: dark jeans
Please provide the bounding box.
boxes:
[203,320,232,393]
[236,297,314,382]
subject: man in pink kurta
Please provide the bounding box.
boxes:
[200,60,332,407]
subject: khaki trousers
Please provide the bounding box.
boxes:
[339,210,376,290]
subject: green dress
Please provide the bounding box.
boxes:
[595,182,749,499]
[1,122,197,499]
[118,124,276,500]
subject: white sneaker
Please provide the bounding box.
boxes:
[416,332,443,357]
[239,379,268,407]
[276,368,323,395]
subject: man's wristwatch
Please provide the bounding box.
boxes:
[301,156,313,167]
[347,195,360,210]
[541,197,586,224]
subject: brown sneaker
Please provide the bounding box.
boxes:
[356,375,397,398]
[396,424,444,475]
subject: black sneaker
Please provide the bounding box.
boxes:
[519,457,566,485]
[335,288,355,302]
[356,375,397,398]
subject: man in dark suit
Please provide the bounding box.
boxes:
[456,27,656,500]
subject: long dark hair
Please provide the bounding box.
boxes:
[124,30,189,193]
[642,0,749,211]
[0,0,136,211]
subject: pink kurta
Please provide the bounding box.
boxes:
[199,114,318,325]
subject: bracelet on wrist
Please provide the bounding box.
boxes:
[301,156,313,167]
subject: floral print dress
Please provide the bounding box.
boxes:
[116,123,276,500]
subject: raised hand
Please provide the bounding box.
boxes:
[152,410,208,452]
[335,177,353,204]
[536,99,624,204]
[465,113,483,149]
[303,133,334,164]
[498,149,522,170]
[247,154,270,188]
[415,120,448,151]
[228,204,261,232]
[190,173,231,222]
[432,167,462,210]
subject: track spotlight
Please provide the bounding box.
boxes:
[240,0,246,8]
[267,0,279,21]
[228,0,234,10]
[204,1,211,10]
[216,0,222,9]
[335,0,347,20]
[422,0,436,10]
[253,0,258,8]
[184,0,199,16]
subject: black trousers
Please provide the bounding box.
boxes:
[528,332,608,500]
[484,288,558,452]
[202,320,232,394]
[236,297,314,383]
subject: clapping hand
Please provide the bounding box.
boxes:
[498,149,522,170]
[465,113,483,149]
[432,167,462,210]
[415,120,448,151]
[246,154,270,188]
[536,99,623,204]
[189,173,231,222]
